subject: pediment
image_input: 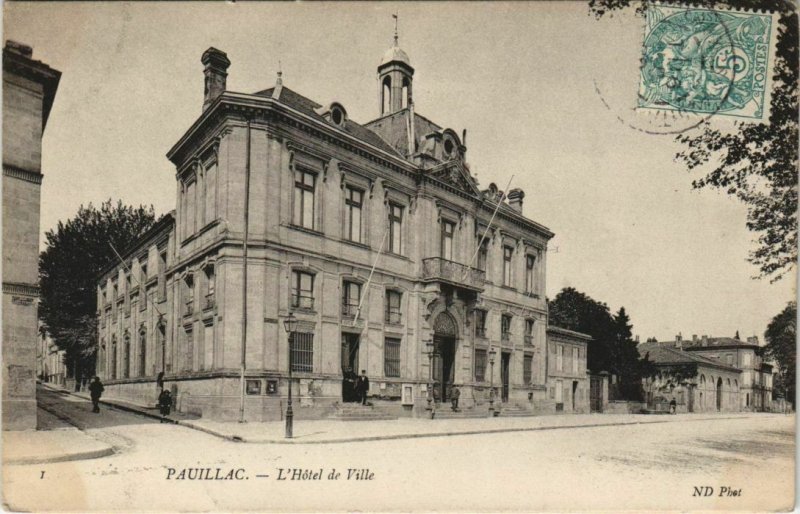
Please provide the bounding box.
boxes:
[428,162,480,196]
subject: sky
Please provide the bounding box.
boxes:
[4,1,795,342]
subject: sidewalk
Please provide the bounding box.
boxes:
[180,411,763,445]
[3,428,113,465]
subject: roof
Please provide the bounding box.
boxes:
[658,337,760,351]
[637,342,741,373]
[253,86,401,157]
[3,41,61,130]
[547,325,593,341]
[380,43,412,68]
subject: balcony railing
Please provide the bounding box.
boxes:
[475,327,487,338]
[342,302,359,318]
[501,331,510,342]
[385,310,402,325]
[204,293,215,311]
[421,257,485,291]
[184,299,194,317]
[291,294,315,311]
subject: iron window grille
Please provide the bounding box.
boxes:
[474,348,487,382]
[523,354,533,385]
[291,332,314,373]
[384,338,401,377]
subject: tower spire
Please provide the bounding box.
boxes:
[392,13,399,46]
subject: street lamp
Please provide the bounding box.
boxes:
[488,346,497,416]
[283,312,298,439]
[424,340,434,416]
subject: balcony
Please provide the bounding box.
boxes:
[341,302,359,318]
[421,257,485,292]
[385,310,402,325]
[291,294,315,311]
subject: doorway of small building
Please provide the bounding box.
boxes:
[590,376,603,412]
[432,335,455,402]
[572,381,578,410]
[501,351,510,403]
[341,333,360,403]
[716,377,723,411]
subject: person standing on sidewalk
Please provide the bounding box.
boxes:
[355,370,369,406]
[450,386,460,411]
[89,376,104,413]
[157,388,173,423]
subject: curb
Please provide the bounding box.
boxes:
[179,414,757,445]
[5,446,115,466]
[70,391,178,424]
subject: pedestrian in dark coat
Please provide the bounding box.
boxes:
[670,397,677,414]
[355,370,370,406]
[89,376,104,413]
[451,386,460,411]
[158,389,173,422]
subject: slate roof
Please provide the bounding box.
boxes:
[637,342,741,373]
[657,337,759,351]
[253,86,401,157]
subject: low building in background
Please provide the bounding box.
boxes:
[36,327,66,387]
[546,326,591,413]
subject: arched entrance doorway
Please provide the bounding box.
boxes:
[716,377,723,411]
[432,312,458,403]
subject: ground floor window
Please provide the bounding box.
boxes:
[291,332,314,372]
[523,354,533,385]
[474,348,487,382]
[384,338,401,377]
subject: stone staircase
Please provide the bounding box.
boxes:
[498,404,536,417]
[429,406,490,419]
[330,403,397,421]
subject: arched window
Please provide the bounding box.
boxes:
[401,77,410,109]
[138,328,147,377]
[382,76,391,114]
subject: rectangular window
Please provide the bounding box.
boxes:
[384,338,401,377]
[388,203,403,254]
[476,238,488,272]
[523,354,533,385]
[441,220,455,260]
[205,162,217,226]
[290,332,313,372]
[503,246,513,286]
[345,186,363,243]
[501,314,512,341]
[557,345,564,372]
[186,181,197,236]
[572,347,579,374]
[525,319,534,346]
[342,281,361,318]
[293,169,316,229]
[291,271,315,310]
[385,290,402,324]
[474,349,487,382]
[555,379,563,402]
[204,267,215,310]
[475,310,487,338]
[526,255,535,293]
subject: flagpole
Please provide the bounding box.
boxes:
[464,174,514,279]
[353,229,388,325]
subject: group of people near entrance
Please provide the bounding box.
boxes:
[87,372,173,422]
[341,368,370,405]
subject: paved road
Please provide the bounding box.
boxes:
[4,388,794,512]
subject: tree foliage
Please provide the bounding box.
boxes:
[549,288,647,399]
[39,200,158,380]
[589,0,798,282]
[759,301,796,406]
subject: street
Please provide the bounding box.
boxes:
[3,388,795,512]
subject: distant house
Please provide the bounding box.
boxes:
[638,341,741,413]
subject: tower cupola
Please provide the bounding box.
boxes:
[378,23,414,116]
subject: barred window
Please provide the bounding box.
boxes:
[384,338,401,377]
[474,349,487,382]
[385,290,402,324]
[291,332,313,372]
[292,271,315,310]
[342,281,361,317]
[523,354,533,385]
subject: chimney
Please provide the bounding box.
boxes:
[675,333,682,342]
[747,336,758,345]
[701,335,708,345]
[5,40,33,58]
[202,47,231,112]
[507,188,525,213]
[692,334,698,342]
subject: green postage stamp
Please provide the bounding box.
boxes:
[638,4,775,120]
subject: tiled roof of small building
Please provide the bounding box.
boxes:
[657,337,759,350]
[253,86,401,157]
[637,342,741,373]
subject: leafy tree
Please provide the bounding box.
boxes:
[759,301,796,407]
[549,288,647,399]
[589,0,798,282]
[39,200,158,386]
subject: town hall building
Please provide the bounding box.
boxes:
[96,37,590,420]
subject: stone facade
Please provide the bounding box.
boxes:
[96,42,589,421]
[36,327,66,387]
[2,41,60,430]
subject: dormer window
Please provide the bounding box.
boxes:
[328,103,347,127]
[444,138,454,157]
[331,107,344,126]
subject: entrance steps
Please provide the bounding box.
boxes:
[330,403,397,421]
[430,407,490,419]
[499,405,536,417]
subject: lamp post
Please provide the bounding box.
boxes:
[283,312,298,439]
[424,340,436,417]
[488,346,497,415]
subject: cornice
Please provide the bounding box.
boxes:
[3,164,42,185]
[3,282,39,297]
